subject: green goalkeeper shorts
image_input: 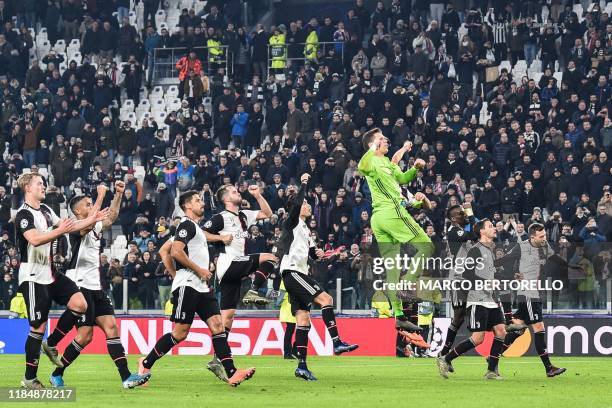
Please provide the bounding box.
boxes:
[371,207,430,244]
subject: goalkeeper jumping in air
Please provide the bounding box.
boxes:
[358,128,434,332]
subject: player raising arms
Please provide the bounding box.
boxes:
[280,173,358,381]
[358,129,433,331]
[203,184,277,380]
[498,223,566,378]
[49,181,150,389]
[437,219,506,380]
[138,191,255,387]
[15,173,107,389]
[438,203,477,361]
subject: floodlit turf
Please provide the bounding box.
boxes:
[0,355,610,407]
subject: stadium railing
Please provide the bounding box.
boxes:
[266,41,345,78]
[151,45,230,85]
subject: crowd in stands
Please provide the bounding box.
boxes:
[0,0,611,312]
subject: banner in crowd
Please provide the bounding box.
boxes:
[0,317,611,356]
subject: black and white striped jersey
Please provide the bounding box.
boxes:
[172,217,210,293]
[278,181,315,275]
[465,242,499,309]
[66,221,103,290]
[203,209,259,280]
[14,203,60,285]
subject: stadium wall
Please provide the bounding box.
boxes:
[0,317,611,356]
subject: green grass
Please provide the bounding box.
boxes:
[0,355,610,408]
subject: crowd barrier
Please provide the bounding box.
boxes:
[0,316,610,356]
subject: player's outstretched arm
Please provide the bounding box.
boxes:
[22,218,76,247]
[286,174,309,230]
[248,184,273,220]
[358,133,384,176]
[393,157,425,185]
[159,238,176,278]
[202,213,233,244]
[69,207,111,233]
[391,141,412,165]
[102,181,125,230]
[414,192,432,210]
[93,183,108,211]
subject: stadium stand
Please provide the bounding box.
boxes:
[0,0,610,316]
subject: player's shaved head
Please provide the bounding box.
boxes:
[69,195,89,213]
[446,204,462,220]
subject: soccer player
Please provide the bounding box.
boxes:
[15,173,107,389]
[49,181,150,389]
[280,173,358,381]
[438,203,476,360]
[138,191,255,387]
[437,219,507,380]
[203,184,277,379]
[498,223,566,377]
[357,130,432,331]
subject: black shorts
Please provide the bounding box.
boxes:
[514,296,543,324]
[170,286,220,325]
[219,254,260,310]
[451,288,468,310]
[78,288,115,327]
[19,273,81,328]
[467,305,504,332]
[281,270,323,315]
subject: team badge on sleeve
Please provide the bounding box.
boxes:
[20,219,29,229]
[178,229,188,238]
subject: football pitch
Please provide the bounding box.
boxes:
[0,355,610,408]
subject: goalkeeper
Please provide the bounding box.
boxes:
[357,128,433,331]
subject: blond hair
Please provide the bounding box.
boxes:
[17,173,41,192]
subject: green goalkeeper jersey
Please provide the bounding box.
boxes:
[357,148,420,213]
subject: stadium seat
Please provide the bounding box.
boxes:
[515,60,527,70]
[138,99,151,111]
[532,72,543,85]
[155,9,166,27]
[151,85,164,97]
[134,165,146,181]
[68,38,80,50]
[123,99,135,111]
[37,40,51,53]
[573,4,583,17]
[167,98,181,112]
[53,39,66,54]
[167,85,179,98]
[180,0,195,10]
[529,59,542,72]
[138,111,152,122]
[152,98,165,111]
[149,94,163,105]
[194,1,207,14]
[498,60,512,74]
[153,110,167,124]
[37,27,48,42]
[158,22,169,33]
[126,112,137,126]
